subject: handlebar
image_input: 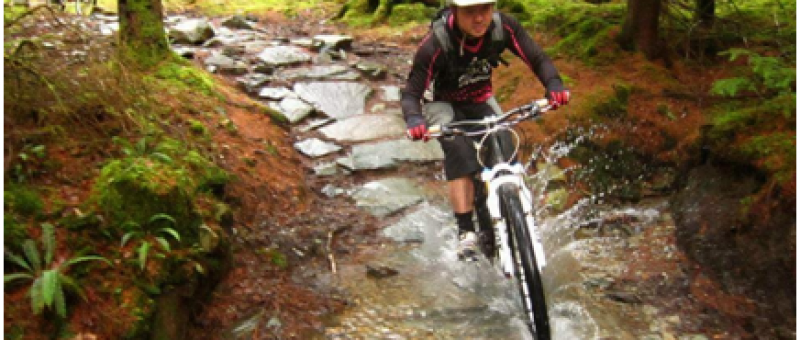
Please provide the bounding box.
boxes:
[426,99,551,139]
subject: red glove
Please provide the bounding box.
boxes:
[548,89,570,109]
[405,115,428,141]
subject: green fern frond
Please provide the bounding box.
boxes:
[41,222,55,266]
[22,240,42,273]
[121,231,139,247]
[30,278,44,315]
[155,236,171,252]
[150,152,173,164]
[711,77,755,97]
[63,255,110,269]
[148,213,176,226]
[158,227,181,242]
[5,251,33,273]
[4,272,34,283]
[54,281,67,318]
[41,270,58,311]
[138,242,151,271]
[59,274,87,301]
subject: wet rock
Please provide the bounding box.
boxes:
[204,53,248,75]
[354,60,386,80]
[319,114,405,142]
[257,46,312,67]
[351,177,425,217]
[172,46,196,59]
[313,162,339,176]
[269,97,314,124]
[321,184,347,197]
[293,138,342,158]
[366,263,399,279]
[277,65,360,81]
[313,34,354,50]
[381,85,402,102]
[169,18,215,45]
[294,81,372,120]
[221,15,255,30]
[258,86,293,100]
[238,73,272,93]
[299,118,335,132]
[605,290,642,304]
[338,139,443,171]
[382,204,450,243]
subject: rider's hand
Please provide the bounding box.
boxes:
[547,89,570,109]
[545,79,570,109]
[405,114,428,141]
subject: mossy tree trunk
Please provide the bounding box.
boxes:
[617,0,662,60]
[118,0,171,68]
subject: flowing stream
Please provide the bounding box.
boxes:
[316,162,680,339]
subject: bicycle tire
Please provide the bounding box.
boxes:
[499,184,550,339]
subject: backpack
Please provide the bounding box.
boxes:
[430,8,508,68]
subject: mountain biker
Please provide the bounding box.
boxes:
[401,0,570,259]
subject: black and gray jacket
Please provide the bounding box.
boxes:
[401,11,564,123]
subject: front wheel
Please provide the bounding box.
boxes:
[500,184,550,339]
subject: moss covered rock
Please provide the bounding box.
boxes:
[94,157,200,240]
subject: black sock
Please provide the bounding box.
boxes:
[455,211,474,236]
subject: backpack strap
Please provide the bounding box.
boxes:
[489,12,508,67]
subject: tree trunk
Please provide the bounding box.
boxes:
[617,0,662,60]
[118,0,171,68]
[696,0,715,29]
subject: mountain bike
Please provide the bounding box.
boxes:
[428,99,552,339]
[47,0,96,16]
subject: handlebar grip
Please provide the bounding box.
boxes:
[427,125,441,135]
[534,98,549,107]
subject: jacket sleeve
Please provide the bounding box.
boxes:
[401,33,443,124]
[500,13,564,91]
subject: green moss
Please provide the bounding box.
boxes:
[94,157,199,238]
[4,214,27,254]
[4,184,43,218]
[548,13,621,64]
[188,119,207,136]
[152,62,218,97]
[386,3,435,27]
[586,84,631,120]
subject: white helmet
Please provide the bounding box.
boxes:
[449,0,496,6]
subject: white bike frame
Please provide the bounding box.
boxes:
[481,162,547,276]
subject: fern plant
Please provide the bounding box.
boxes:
[112,136,173,164]
[4,223,110,318]
[120,213,181,272]
[711,48,796,98]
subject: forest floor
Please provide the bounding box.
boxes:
[3,4,790,340]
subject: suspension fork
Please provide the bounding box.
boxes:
[482,132,547,273]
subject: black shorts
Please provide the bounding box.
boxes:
[423,98,509,180]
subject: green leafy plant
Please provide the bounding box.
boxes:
[12,144,47,183]
[711,48,796,98]
[120,213,181,272]
[4,223,110,318]
[112,136,173,164]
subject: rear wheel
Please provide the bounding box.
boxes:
[500,184,550,339]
